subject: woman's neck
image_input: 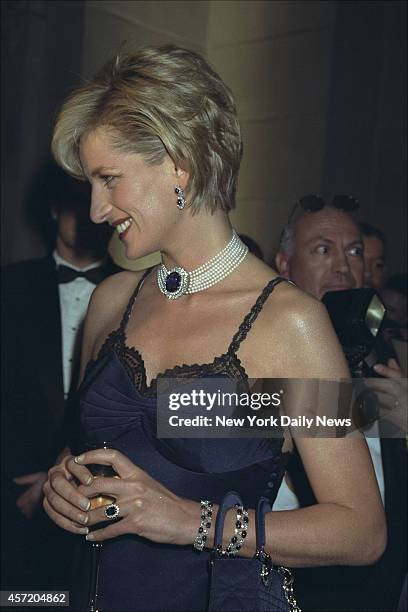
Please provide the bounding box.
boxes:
[161,210,233,271]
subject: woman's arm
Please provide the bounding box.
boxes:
[78,270,143,384]
[258,295,385,565]
[42,271,143,534]
[74,433,385,567]
[261,436,386,566]
[243,295,385,565]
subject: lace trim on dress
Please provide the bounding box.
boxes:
[228,277,286,354]
[95,328,248,398]
[92,273,287,398]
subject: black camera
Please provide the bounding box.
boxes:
[322,289,389,428]
[322,288,387,377]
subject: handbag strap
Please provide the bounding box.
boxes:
[256,497,301,611]
[214,492,271,551]
[213,491,244,549]
[256,496,272,551]
[213,493,301,611]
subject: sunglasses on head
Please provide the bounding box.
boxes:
[299,194,359,212]
[287,194,359,225]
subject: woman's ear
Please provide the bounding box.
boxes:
[174,165,190,189]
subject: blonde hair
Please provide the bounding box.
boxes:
[52,45,242,213]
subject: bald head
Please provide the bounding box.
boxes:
[276,207,364,300]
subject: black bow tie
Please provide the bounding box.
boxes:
[56,264,106,285]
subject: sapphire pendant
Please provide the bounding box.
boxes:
[158,266,189,299]
[165,271,182,293]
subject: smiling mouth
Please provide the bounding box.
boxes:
[114,218,133,235]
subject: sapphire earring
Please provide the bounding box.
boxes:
[175,186,186,210]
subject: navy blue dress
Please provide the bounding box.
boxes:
[76,272,288,611]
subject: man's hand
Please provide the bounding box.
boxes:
[373,357,403,380]
[13,472,48,519]
[367,358,407,433]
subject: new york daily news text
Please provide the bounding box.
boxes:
[157,377,407,438]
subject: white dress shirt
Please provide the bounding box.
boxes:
[53,251,105,398]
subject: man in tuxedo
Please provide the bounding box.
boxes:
[274,201,407,611]
[1,162,119,590]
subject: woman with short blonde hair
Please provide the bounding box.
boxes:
[52,45,242,214]
[43,44,385,611]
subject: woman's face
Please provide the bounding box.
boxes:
[79,128,185,259]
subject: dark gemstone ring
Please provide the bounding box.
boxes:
[104,503,120,520]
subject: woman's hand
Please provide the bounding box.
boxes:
[42,454,94,535]
[74,448,197,545]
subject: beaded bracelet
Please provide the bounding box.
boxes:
[217,503,249,557]
[193,500,213,552]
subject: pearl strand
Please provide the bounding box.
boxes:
[157,230,248,299]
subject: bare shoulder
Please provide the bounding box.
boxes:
[265,280,327,328]
[88,270,144,318]
[82,269,146,361]
[257,280,349,378]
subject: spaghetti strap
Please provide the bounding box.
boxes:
[228,276,288,355]
[118,267,155,333]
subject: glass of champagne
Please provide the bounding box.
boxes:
[84,441,119,612]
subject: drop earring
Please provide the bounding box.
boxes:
[175,186,186,210]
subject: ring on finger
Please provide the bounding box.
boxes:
[104,503,120,520]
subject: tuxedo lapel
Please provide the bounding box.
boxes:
[31,257,65,430]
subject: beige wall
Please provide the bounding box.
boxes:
[82,0,209,77]
[82,0,335,266]
[207,1,336,261]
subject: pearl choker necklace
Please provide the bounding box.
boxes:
[157,230,248,299]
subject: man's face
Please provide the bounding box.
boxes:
[54,203,112,258]
[276,208,364,300]
[362,235,386,290]
[381,288,407,329]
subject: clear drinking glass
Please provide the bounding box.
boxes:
[84,441,119,612]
